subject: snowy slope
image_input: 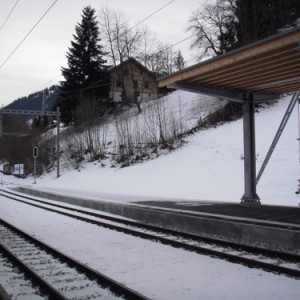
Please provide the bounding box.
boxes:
[1,92,300,206]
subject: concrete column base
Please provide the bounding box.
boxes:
[240,197,261,207]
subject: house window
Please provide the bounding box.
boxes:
[144,81,150,89]
[116,79,121,87]
[134,80,138,88]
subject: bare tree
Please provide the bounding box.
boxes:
[187,0,238,58]
[137,25,158,68]
[173,50,185,71]
[142,42,177,76]
[99,7,142,107]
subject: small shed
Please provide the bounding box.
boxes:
[2,163,12,175]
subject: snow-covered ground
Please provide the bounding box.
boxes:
[1,92,300,299]
[0,198,299,300]
[1,92,299,206]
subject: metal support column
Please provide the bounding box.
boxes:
[56,107,60,178]
[0,113,3,138]
[256,91,299,184]
[241,93,260,206]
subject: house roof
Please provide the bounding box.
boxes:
[109,57,156,79]
[158,28,300,102]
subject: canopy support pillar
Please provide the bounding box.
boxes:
[0,113,3,138]
[241,92,261,206]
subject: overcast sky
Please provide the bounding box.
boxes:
[0,0,203,107]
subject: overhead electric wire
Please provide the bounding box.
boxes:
[0,0,59,71]
[126,0,176,33]
[10,0,191,103]
[59,32,197,103]
[34,1,176,94]
[32,0,179,97]
[57,31,198,104]
[34,74,62,91]
[0,0,19,34]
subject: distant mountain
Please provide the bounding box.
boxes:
[4,85,60,112]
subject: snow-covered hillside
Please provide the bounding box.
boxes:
[1,92,299,207]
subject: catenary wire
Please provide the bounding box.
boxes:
[0,0,59,71]
[39,4,300,107]
[34,74,63,92]
[6,0,191,103]
[126,0,176,33]
[39,0,296,97]
[56,32,198,103]
[32,0,181,95]
[0,0,20,34]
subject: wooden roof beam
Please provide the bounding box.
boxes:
[250,76,300,92]
[188,45,298,83]
[173,81,279,103]
[158,28,300,88]
[206,64,300,88]
[189,52,300,85]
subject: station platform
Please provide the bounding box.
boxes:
[11,186,300,254]
[133,200,300,225]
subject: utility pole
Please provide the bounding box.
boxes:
[33,146,38,184]
[0,108,61,178]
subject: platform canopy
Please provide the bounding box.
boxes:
[158,28,300,206]
[159,28,300,103]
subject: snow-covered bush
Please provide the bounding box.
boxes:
[45,91,229,171]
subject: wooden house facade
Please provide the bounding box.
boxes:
[109,58,162,103]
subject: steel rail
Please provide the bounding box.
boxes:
[0,190,300,278]
[0,218,150,300]
[0,242,67,300]
[1,188,299,258]
[1,189,300,278]
[1,190,300,278]
[2,188,299,231]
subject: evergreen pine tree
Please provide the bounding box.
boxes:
[189,0,300,58]
[55,6,110,125]
[236,0,300,46]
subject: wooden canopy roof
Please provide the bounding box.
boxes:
[158,28,300,102]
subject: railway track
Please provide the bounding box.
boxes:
[1,187,300,282]
[0,251,47,300]
[0,218,149,300]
